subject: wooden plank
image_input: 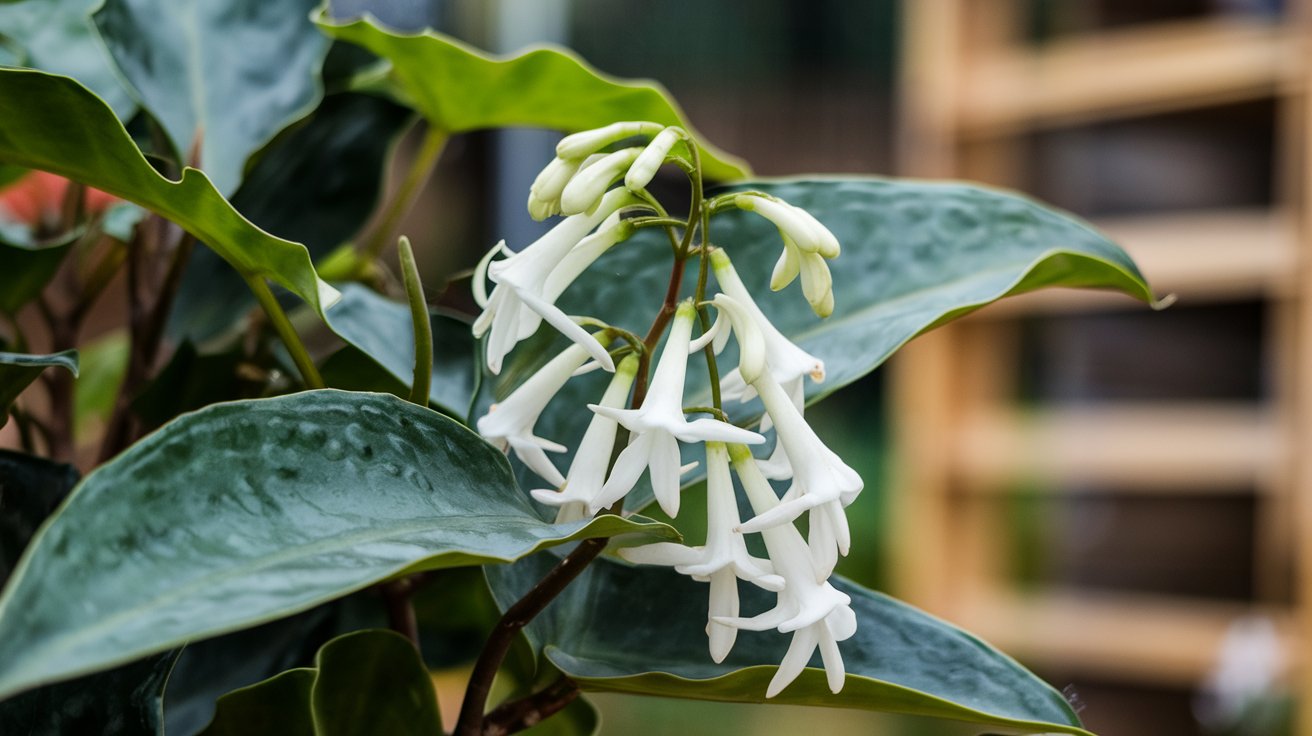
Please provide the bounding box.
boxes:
[960,589,1296,685]
[958,18,1301,136]
[952,404,1283,492]
[975,208,1299,317]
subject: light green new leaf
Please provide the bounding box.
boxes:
[0,390,675,700]
[477,177,1157,510]
[0,0,134,118]
[315,11,750,182]
[0,69,340,322]
[0,350,77,427]
[200,630,441,736]
[488,555,1091,735]
[92,0,331,196]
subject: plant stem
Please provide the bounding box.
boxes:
[381,576,422,649]
[362,125,448,266]
[482,677,580,736]
[453,537,608,736]
[692,156,723,411]
[397,236,433,406]
[243,274,324,390]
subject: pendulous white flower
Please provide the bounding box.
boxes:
[473,187,638,374]
[621,442,784,662]
[734,193,840,259]
[559,147,643,216]
[556,121,665,160]
[476,341,604,486]
[718,444,857,697]
[530,354,639,521]
[624,127,683,192]
[590,300,765,516]
[736,369,862,576]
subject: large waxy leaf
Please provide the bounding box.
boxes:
[0,350,77,427]
[488,555,1091,735]
[0,0,134,118]
[0,69,340,323]
[325,283,478,417]
[167,93,411,342]
[0,649,179,736]
[477,177,1156,510]
[92,0,330,196]
[0,390,674,699]
[315,11,750,182]
[200,630,441,736]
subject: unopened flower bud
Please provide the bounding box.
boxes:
[527,156,582,221]
[556,121,665,160]
[625,128,682,192]
[735,194,840,259]
[560,147,642,216]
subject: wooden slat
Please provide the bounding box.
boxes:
[952,404,1283,492]
[976,208,1299,317]
[960,589,1296,685]
[959,18,1301,136]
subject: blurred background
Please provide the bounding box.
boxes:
[361,0,1298,733]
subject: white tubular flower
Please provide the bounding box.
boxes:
[621,442,785,662]
[473,187,637,374]
[556,121,665,160]
[624,127,682,192]
[736,371,861,573]
[527,156,582,221]
[710,248,825,404]
[530,355,639,520]
[702,293,766,385]
[476,341,602,486]
[734,193,840,259]
[719,444,857,697]
[559,147,642,216]
[590,300,766,516]
[540,211,635,305]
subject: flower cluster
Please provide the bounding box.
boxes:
[473,121,859,697]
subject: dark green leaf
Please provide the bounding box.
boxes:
[0,349,77,427]
[488,555,1090,735]
[167,93,412,342]
[325,283,478,417]
[200,630,440,736]
[0,233,76,314]
[315,11,750,181]
[130,341,245,431]
[477,177,1158,511]
[0,69,340,324]
[0,164,25,189]
[0,649,179,735]
[0,390,674,699]
[0,0,135,117]
[92,0,330,195]
[0,449,77,589]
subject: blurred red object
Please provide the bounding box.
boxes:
[0,171,117,231]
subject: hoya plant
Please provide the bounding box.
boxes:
[0,3,1156,735]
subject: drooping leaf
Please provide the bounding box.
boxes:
[0,649,179,736]
[0,0,135,118]
[477,177,1158,511]
[324,283,478,417]
[0,350,77,427]
[167,93,412,342]
[488,555,1091,735]
[199,630,441,736]
[0,69,340,325]
[0,390,674,699]
[315,11,750,181]
[91,0,331,196]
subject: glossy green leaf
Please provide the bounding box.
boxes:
[489,555,1090,735]
[477,177,1157,510]
[0,350,77,427]
[0,649,179,736]
[0,0,135,118]
[92,0,330,196]
[0,69,341,324]
[200,630,440,736]
[315,11,750,181]
[0,234,75,315]
[0,390,675,699]
[325,283,478,417]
